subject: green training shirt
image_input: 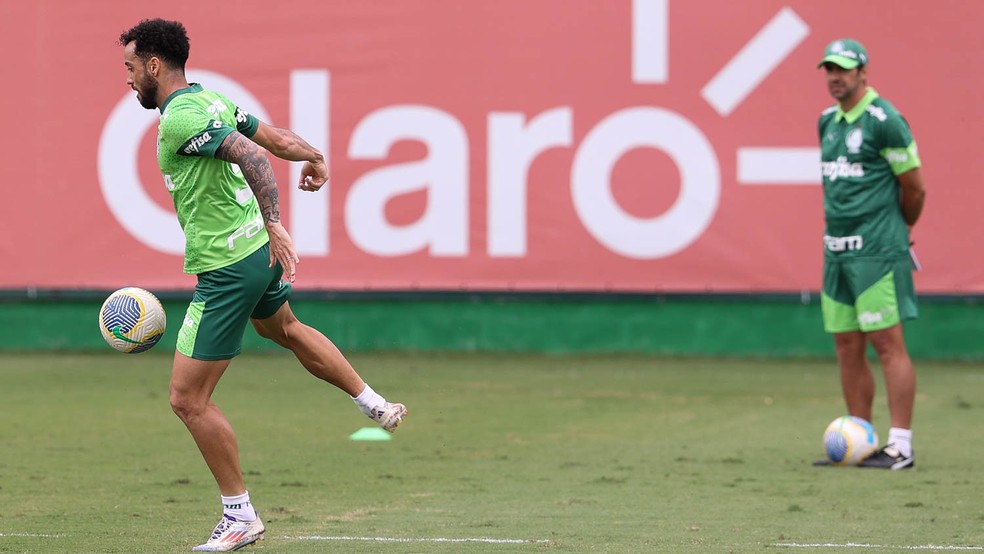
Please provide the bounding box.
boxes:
[157,83,266,274]
[818,87,921,260]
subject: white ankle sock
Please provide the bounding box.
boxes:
[888,427,913,458]
[352,383,385,417]
[222,491,257,522]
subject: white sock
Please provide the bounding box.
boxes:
[222,491,257,522]
[888,427,913,458]
[352,383,385,417]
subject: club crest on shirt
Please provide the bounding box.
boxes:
[846,127,863,154]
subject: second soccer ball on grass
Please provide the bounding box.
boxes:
[822,415,879,466]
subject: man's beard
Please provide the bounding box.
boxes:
[829,81,858,102]
[137,75,159,110]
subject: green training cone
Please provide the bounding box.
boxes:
[349,427,393,441]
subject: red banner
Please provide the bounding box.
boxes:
[2,0,981,292]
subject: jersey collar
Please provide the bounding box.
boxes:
[836,87,879,124]
[159,83,204,113]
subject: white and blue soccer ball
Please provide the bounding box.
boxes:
[823,415,879,465]
[98,287,167,353]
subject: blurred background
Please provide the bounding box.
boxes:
[1,0,981,358]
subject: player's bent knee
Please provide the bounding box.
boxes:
[251,322,275,341]
[263,327,293,349]
[251,314,299,347]
[169,388,207,422]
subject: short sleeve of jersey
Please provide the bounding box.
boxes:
[878,115,921,175]
[234,106,259,138]
[161,101,235,159]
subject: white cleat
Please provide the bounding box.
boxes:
[192,514,265,552]
[370,402,408,432]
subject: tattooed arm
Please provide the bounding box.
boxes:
[250,121,329,192]
[216,131,281,223]
[216,131,299,281]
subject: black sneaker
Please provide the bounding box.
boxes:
[858,444,914,470]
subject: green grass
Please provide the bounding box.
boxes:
[1,352,984,553]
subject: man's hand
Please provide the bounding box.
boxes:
[265,221,299,282]
[298,159,329,192]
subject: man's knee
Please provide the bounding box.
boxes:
[251,303,296,344]
[253,317,304,349]
[867,325,907,358]
[169,385,205,422]
[834,331,866,358]
[253,321,279,342]
[169,397,189,420]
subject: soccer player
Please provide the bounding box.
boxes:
[815,39,926,470]
[118,19,408,551]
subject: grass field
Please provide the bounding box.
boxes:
[1,352,983,553]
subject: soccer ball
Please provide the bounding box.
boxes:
[98,287,167,353]
[822,416,879,465]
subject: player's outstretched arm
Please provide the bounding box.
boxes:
[216,131,299,281]
[250,121,329,192]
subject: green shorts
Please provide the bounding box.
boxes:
[177,243,292,360]
[821,256,917,333]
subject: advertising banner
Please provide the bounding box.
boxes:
[2,0,981,292]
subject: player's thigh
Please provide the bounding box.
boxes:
[170,350,232,408]
[848,258,916,332]
[247,258,293,342]
[250,257,292,321]
[249,301,298,344]
[177,245,280,360]
[822,260,859,333]
[890,258,918,322]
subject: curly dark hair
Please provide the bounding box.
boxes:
[118,18,190,70]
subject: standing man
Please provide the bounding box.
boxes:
[118,19,408,551]
[816,38,926,470]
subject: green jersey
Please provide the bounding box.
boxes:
[157,83,265,274]
[818,87,921,260]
